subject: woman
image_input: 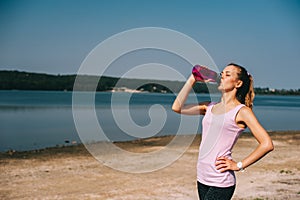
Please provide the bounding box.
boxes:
[172,63,274,200]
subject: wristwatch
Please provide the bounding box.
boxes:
[237,161,244,172]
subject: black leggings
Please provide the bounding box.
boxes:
[197,181,235,200]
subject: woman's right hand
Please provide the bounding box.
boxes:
[188,74,197,84]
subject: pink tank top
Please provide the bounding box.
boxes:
[197,102,245,187]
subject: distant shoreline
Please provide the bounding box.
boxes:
[2,89,300,97]
[1,130,299,155]
[1,70,299,95]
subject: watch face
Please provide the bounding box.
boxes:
[237,162,242,168]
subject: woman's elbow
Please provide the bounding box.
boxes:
[263,140,274,152]
[172,106,181,114]
[269,141,275,152]
[171,102,181,113]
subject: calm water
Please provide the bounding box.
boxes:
[0,91,299,152]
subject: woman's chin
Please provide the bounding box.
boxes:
[217,85,224,91]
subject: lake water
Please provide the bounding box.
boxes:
[0,90,299,152]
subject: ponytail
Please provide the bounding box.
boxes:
[228,63,255,109]
[244,75,255,109]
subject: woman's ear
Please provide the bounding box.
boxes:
[236,80,243,88]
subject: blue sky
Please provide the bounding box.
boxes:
[0,0,299,89]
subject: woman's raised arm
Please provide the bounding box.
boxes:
[172,74,209,115]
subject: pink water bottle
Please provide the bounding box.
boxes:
[192,65,219,82]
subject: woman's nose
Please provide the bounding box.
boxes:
[219,73,224,79]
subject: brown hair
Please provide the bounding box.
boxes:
[228,63,255,109]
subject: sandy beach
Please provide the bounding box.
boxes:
[1,131,299,200]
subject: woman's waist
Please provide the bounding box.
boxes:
[197,161,236,186]
[198,148,232,162]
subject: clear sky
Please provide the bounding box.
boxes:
[0,0,299,89]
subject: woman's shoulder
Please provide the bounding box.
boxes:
[239,105,252,112]
[237,105,254,118]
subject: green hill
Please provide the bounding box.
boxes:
[0,70,299,95]
[0,70,214,93]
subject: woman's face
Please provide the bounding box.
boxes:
[218,65,241,92]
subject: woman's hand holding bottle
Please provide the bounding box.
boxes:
[192,65,219,83]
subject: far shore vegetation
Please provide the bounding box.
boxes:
[1,70,299,95]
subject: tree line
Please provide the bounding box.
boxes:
[0,70,299,95]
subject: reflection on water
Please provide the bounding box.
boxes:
[0,107,79,151]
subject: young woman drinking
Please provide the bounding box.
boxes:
[172,63,274,200]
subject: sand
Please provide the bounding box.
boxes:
[1,131,299,200]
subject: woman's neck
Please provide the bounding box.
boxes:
[220,91,240,106]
